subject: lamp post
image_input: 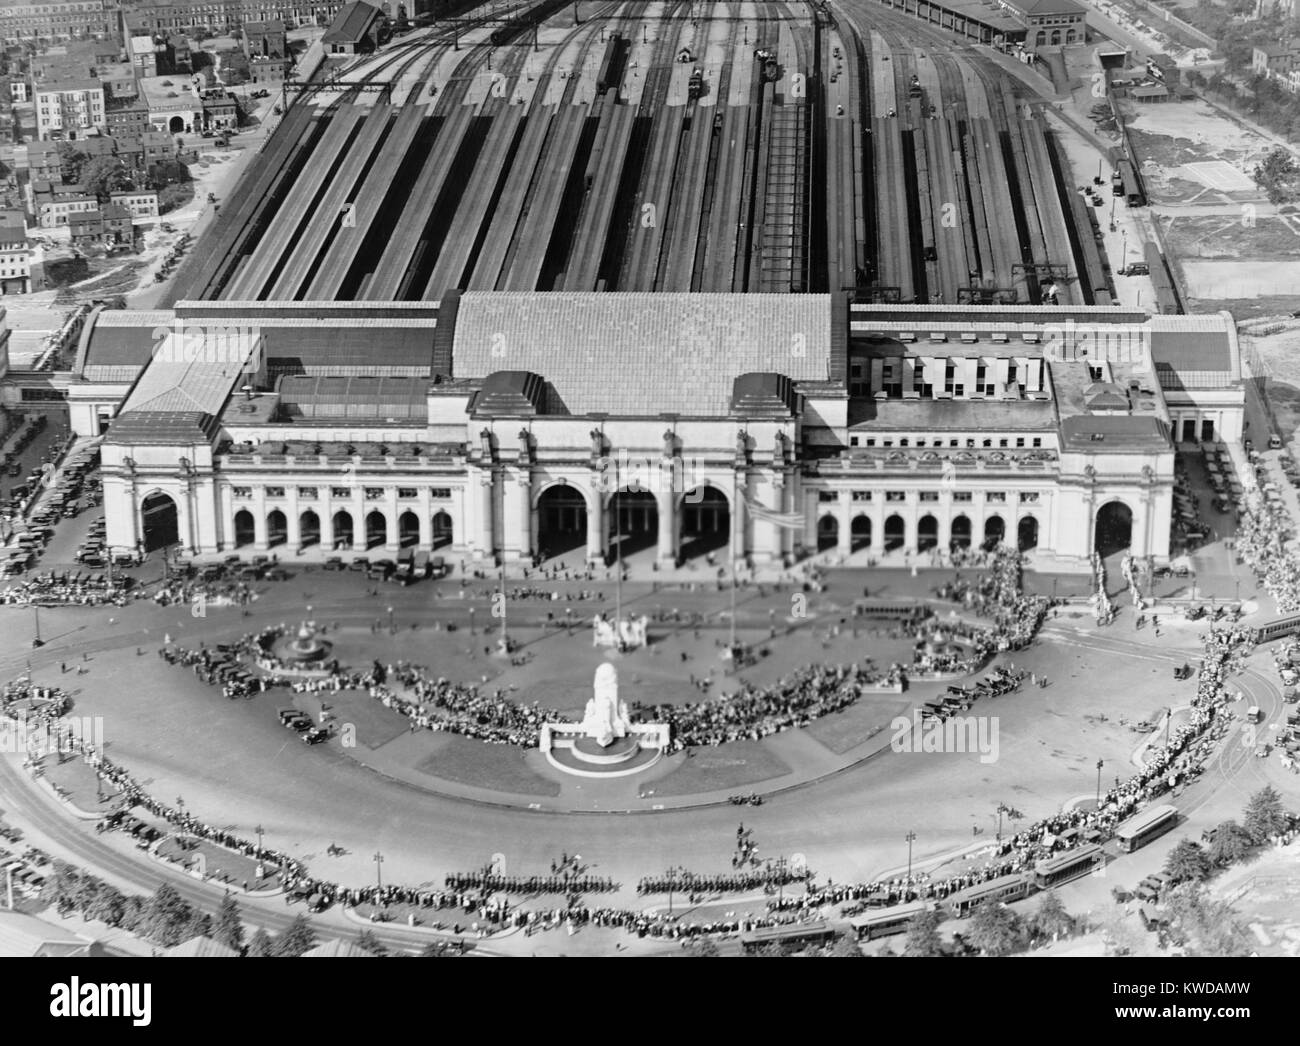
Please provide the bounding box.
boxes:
[373,850,384,891]
[469,606,475,636]
[905,829,916,883]
[387,605,394,634]
[255,823,264,855]
[32,606,42,648]
[1095,758,1104,808]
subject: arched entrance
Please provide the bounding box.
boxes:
[169,115,185,133]
[332,510,354,550]
[233,508,255,548]
[608,490,658,561]
[432,510,453,550]
[141,491,179,552]
[365,510,388,550]
[536,486,586,558]
[399,510,419,548]
[851,514,871,551]
[884,513,905,551]
[1065,28,1076,43]
[267,509,287,547]
[917,514,938,552]
[679,487,729,560]
[300,510,320,548]
[983,515,1005,550]
[950,514,971,551]
[1018,515,1038,551]
[818,514,838,552]
[1094,501,1132,558]
[1035,30,1046,46]
[1050,29,1060,45]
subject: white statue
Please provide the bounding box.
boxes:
[581,662,632,747]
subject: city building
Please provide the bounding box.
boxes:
[137,75,203,134]
[110,188,160,218]
[243,18,288,58]
[81,295,1243,565]
[0,1,117,44]
[199,88,238,131]
[999,0,1087,46]
[1253,41,1300,91]
[165,34,192,73]
[118,0,347,36]
[33,187,98,228]
[248,53,292,85]
[100,63,142,100]
[130,35,159,78]
[322,0,388,55]
[33,79,107,141]
[0,222,37,294]
[106,99,152,139]
[24,140,64,182]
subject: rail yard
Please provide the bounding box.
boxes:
[166,0,1115,307]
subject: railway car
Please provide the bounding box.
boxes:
[688,67,704,100]
[946,873,1032,918]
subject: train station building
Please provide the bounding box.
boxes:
[77,294,1242,567]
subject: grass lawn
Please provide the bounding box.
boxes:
[803,695,911,756]
[642,741,792,798]
[155,834,272,892]
[414,734,561,797]
[42,753,125,811]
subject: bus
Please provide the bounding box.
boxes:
[945,874,1031,919]
[1033,844,1105,889]
[849,901,934,941]
[739,921,835,954]
[1114,804,1179,854]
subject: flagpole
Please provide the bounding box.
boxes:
[731,472,739,652]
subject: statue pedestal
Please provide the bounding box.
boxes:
[571,734,641,766]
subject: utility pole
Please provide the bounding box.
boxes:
[373,850,384,891]
[1095,758,1104,808]
[905,830,916,881]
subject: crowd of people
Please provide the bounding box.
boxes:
[152,576,255,610]
[636,866,809,896]
[443,871,618,895]
[0,571,132,607]
[1,679,71,723]
[932,547,1050,656]
[1235,485,1300,613]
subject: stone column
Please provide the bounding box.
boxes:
[286,489,301,550]
[253,489,268,549]
[418,490,432,548]
[836,494,852,556]
[586,487,604,564]
[517,472,532,562]
[479,471,494,562]
[802,489,818,552]
[385,490,400,553]
[657,457,676,566]
[320,495,335,551]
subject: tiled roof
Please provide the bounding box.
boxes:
[1007,0,1086,16]
[322,0,383,45]
[849,396,1057,431]
[261,324,435,372]
[450,292,834,416]
[167,936,239,957]
[121,329,256,415]
[276,375,428,422]
[106,409,220,445]
[1060,415,1168,451]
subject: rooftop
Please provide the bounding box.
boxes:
[449,291,834,416]
[322,0,385,45]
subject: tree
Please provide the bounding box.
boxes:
[119,895,146,933]
[1163,883,1253,956]
[1163,838,1212,886]
[83,883,127,928]
[684,937,720,957]
[1031,890,1074,940]
[1207,820,1255,867]
[182,910,213,942]
[354,929,387,956]
[822,934,864,957]
[140,882,194,947]
[39,862,81,916]
[272,914,316,957]
[967,902,1027,956]
[1244,785,1289,843]
[55,143,89,184]
[1097,903,1156,957]
[80,156,133,200]
[247,928,274,957]
[901,908,944,957]
[213,893,245,952]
